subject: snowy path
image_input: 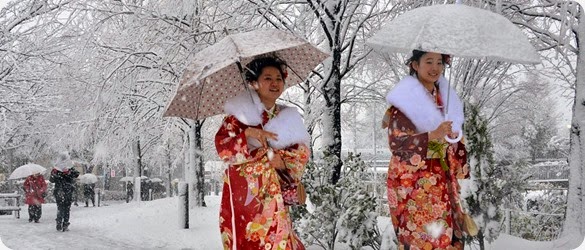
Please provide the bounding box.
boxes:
[1,195,583,250]
[0,196,223,250]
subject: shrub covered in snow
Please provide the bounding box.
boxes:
[292,153,382,250]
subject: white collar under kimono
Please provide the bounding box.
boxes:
[224,90,310,150]
[385,75,465,134]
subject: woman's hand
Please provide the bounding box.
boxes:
[244,127,278,148]
[447,132,459,139]
[429,121,453,142]
[269,152,286,170]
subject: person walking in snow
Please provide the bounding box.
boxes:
[72,180,80,206]
[214,56,310,249]
[49,152,80,232]
[126,181,133,203]
[83,183,95,207]
[23,173,47,223]
[382,50,470,249]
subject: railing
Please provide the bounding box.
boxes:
[0,192,21,219]
[502,208,565,241]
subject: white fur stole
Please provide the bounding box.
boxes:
[385,75,464,134]
[224,90,310,150]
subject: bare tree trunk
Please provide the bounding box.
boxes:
[563,11,585,245]
[323,45,343,184]
[165,143,172,198]
[132,138,142,202]
[194,120,206,207]
[306,0,344,184]
[303,80,316,161]
[188,120,206,208]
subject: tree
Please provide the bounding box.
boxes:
[495,0,584,244]
[0,0,77,172]
[295,154,382,249]
[464,104,503,248]
[244,0,395,183]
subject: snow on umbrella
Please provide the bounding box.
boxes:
[366,4,540,64]
[163,29,329,120]
[9,163,47,180]
[150,178,163,183]
[79,173,98,184]
[53,151,73,171]
[367,4,541,143]
[119,176,133,182]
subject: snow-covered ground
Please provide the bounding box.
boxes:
[0,196,222,249]
[1,195,584,250]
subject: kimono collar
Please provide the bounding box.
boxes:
[385,75,464,134]
[224,90,264,126]
[224,90,310,149]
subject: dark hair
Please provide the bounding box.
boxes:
[244,56,288,83]
[406,50,450,76]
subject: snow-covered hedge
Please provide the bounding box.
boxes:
[292,153,382,250]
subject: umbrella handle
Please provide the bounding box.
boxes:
[445,130,462,144]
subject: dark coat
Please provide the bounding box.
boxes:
[49,168,80,204]
[83,183,95,198]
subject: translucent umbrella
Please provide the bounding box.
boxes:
[9,163,46,180]
[79,173,98,184]
[367,4,541,142]
[150,178,163,183]
[366,4,540,64]
[119,176,134,182]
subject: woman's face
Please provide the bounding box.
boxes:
[253,66,284,106]
[412,52,444,85]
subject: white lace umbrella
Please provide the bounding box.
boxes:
[9,163,46,180]
[119,176,147,182]
[163,29,329,120]
[366,4,540,64]
[150,177,163,183]
[79,173,98,184]
[367,4,541,142]
[119,176,134,182]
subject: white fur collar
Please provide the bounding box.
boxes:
[224,90,310,150]
[224,90,264,126]
[386,75,464,134]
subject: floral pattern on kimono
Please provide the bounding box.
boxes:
[384,106,469,250]
[215,109,309,250]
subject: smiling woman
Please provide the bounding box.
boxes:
[381,49,470,249]
[214,55,310,249]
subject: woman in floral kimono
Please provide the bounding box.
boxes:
[215,56,310,250]
[382,50,470,250]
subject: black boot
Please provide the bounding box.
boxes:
[56,221,62,231]
[62,222,70,232]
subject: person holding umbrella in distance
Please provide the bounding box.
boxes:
[49,151,80,232]
[23,173,47,223]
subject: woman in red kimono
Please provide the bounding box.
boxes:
[215,56,310,250]
[23,173,48,223]
[382,50,470,250]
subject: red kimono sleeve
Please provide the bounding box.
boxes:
[214,115,253,165]
[384,106,429,160]
[447,140,470,179]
